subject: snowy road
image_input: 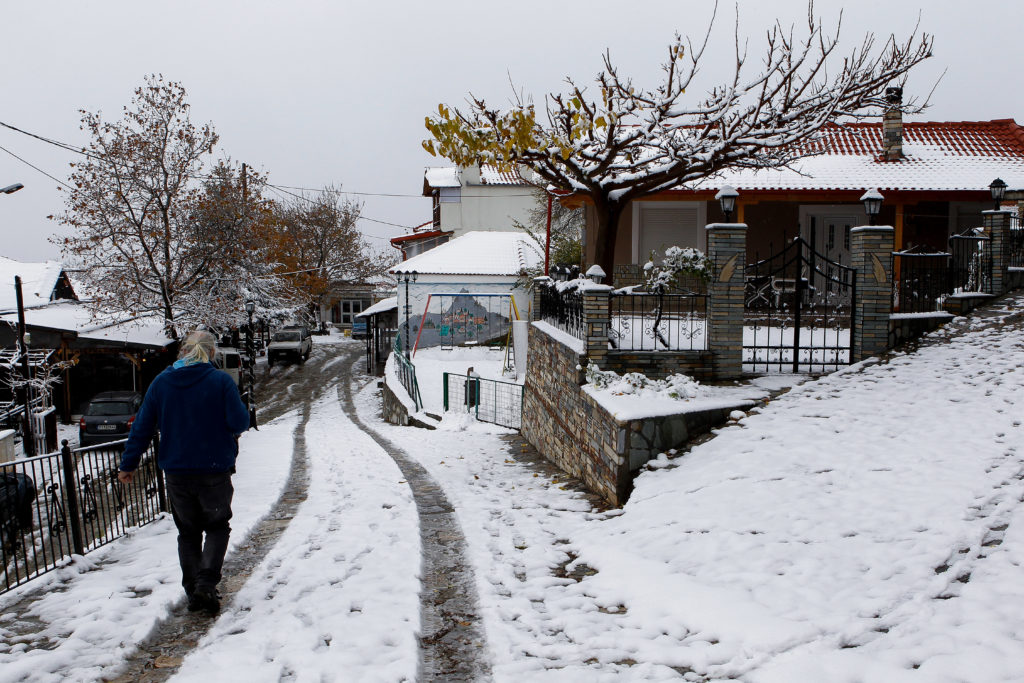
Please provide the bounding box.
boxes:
[4,299,1024,682]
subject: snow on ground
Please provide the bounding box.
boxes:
[353,383,628,681]
[573,307,1024,681]
[360,296,1024,681]
[0,416,297,683]
[173,386,419,682]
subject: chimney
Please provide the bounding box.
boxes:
[882,86,904,161]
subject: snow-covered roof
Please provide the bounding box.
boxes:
[356,296,398,319]
[693,120,1024,193]
[480,165,528,185]
[0,300,174,348]
[424,167,460,188]
[392,231,541,277]
[0,257,68,313]
[423,165,530,191]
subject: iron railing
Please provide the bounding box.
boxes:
[443,372,523,430]
[609,292,708,351]
[949,230,992,293]
[2,438,164,595]
[891,249,951,313]
[392,334,423,411]
[1008,216,1024,269]
[537,282,584,340]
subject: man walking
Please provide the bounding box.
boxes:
[119,330,251,615]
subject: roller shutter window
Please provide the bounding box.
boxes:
[639,206,702,261]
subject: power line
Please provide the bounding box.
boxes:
[0,144,71,190]
[0,119,542,199]
[263,184,406,238]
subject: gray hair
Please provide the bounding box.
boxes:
[178,330,217,364]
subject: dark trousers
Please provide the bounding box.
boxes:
[164,472,234,595]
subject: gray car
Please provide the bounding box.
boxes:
[79,391,143,448]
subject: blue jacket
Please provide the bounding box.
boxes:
[120,363,250,475]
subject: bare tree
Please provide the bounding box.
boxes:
[424,4,934,275]
[54,75,265,338]
[272,187,396,328]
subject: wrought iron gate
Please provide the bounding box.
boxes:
[744,236,856,373]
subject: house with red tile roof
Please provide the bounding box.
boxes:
[572,108,1024,285]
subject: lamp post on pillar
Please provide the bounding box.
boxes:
[861,189,884,226]
[716,185,739,223]
[990,178,1007,211]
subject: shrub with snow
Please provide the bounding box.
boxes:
[643,245,712,294]
[583,363,701,400]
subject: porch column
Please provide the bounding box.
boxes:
[850,225,894,363]
[984,210,1014,295]
[581,284,612,370]
[706,223,747,380]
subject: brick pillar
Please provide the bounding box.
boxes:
[706,223,747,379]
[532,276,551,321]
[850,226,894,363]
[984,210,1013,295]
[581,284,611,370]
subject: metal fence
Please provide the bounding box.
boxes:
[1009,216,1024,268]
[609,292,708,351]
[443,373,523,430]
[2,438,165,595]
[537,282,584,340]
[891,250,951,313]
[892,230,994,314]
[392,334,423,411]
[949,230,992,294]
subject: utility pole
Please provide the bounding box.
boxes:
[241,163,248,204]
[15,276,35,456]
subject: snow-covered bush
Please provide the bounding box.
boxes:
[643,246,712,294]
[583,363,701,400]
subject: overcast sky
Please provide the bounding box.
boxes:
[2,0,1021,262]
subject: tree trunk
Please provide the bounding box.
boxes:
[592,197,624,283]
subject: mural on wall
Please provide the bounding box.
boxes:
[411,291,516,349]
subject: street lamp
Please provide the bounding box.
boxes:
[1,183,24,195]
[989,178,1007,211]
[716,185,739,223]
[244,299,256,428]
[401,271,418,359]
[860,189,884,226]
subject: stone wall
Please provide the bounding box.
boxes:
[521,322,750,506]
[521,323,627,505]
[382,381,411,427]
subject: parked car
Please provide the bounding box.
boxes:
[267,326,312,366]
[1,471,36,548]
[213,347,244,388]
[79,391,143,448]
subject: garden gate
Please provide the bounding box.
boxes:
[744,236,856,373]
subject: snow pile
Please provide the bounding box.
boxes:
[584,363,701,400]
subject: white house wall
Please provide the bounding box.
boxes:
[439,185,535,236]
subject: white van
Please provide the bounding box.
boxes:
[213,347,244,387]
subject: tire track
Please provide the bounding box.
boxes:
[338,356,492,682]
[103,376,316,681]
